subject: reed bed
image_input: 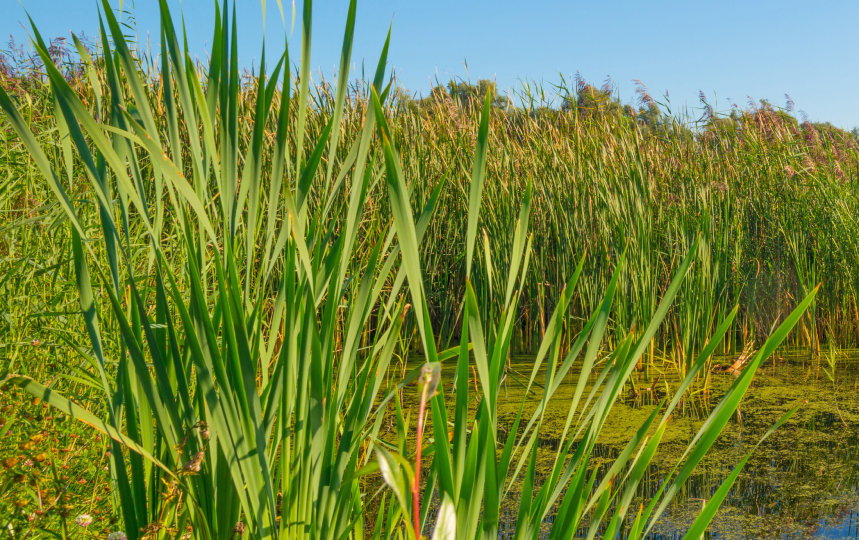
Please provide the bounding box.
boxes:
[0,0,833,537]
[3,28,856,372]
[393,91,858,361]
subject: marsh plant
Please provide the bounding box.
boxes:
[0,1,816,538]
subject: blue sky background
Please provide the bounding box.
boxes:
[2,1,858,127]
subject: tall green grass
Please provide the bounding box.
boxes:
[0,1,821,538]
[4,19,856,366]
[397,93,858,360]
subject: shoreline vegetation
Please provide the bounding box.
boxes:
[3,32,857,363]
[0,0,848,538]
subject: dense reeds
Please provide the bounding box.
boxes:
[4,27,855,372]
[0,0,835,537]
[396,88,858,361]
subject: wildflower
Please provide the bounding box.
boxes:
[784,165,796,178]
[23,459,33,468]
[107,532,127,540]
[75,514,93,527]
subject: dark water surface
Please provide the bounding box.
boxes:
[410,349,859,539]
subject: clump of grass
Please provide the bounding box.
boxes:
[0,1,818,539]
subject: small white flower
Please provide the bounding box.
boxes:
[75,514,93,527]
[107,533,127,540]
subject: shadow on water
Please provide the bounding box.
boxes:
[385,349,859,539]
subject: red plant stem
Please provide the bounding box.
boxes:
[413,383,429,538]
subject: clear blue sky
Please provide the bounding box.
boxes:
[2,1,858,127]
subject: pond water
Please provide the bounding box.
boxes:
[402,349,859,539]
